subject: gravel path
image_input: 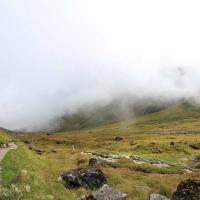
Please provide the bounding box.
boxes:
[0,143,17,162]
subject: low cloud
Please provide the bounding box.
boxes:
[0,0,200,130]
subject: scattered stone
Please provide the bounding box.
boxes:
[57,176,62,182]
[46,195,54,200]
[61,168,106,189]
[29,146,45,155]
[51,150,57,153]
[129,141,137,145]
[77,195,96,200]
[149,193,169,200]
[24,185,31,193]
[115,137,123,141]
[162,130,200,135]
[89,158,107,167]
[194,155,200,167]
[21,140,31,144]
[21,169,28,176]
[172,179,200,200]
[189,143,200,150]
[77,184,127,200]
[0,142,8,148]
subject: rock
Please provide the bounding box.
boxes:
[170,142,175,145]
[46,195,54,200]
[89,158,107,167]
[29,146,45,155]
[149,193,169,200]
[115,137,123,141]
[21,140,31,144]
[194,155,200,166]
[77,195,96,200]
[61,168,106,189]
[21,169,28,176]
[129,141,136,145]
[189,143,200,150]
[24,185,31,193]
[172,179,200,200]
[0,142,8,148]
[77,184,127,200]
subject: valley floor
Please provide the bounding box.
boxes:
[1,103,200,200]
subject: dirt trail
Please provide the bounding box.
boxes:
[0,143,17,162]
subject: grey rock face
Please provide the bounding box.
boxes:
[149,193,169,200]
[172,179,200,200]
[61,168,106,189]
[77,184,127,200]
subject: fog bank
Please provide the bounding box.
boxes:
[1,0,200,130]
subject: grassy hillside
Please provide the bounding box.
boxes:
[54,97,176,131]
[1,102,200,199]
[0,128,13,144]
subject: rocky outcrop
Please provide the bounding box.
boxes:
[149,193,169,200]
[77,184,127,200]
[61,168,106,189]
[172,179,200,200]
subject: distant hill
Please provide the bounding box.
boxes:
[52,96,178,131]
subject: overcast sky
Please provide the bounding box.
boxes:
[1,0,200,130]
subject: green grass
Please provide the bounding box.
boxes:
[1,102,200,199]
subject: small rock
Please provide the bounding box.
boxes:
[115,137,123,141]
[89,158,107,167]
[170,142,175,145]
[77,184,127,200]
[172,179,200,200]
[22,140,31,144]
[29,146,45,155]
[24,185,31,193]
[129,141,136,145]
[194,155,200,166]
[57,176,62,182]
[189,143,200,150]
[149,193,169,200]
[46,195,54,200]
[21,169,28,176]
[61,168,106,189]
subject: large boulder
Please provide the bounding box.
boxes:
[77,184,127,200]
[172,179,200,200]
[149,193,169,200]
[61,168,106,189]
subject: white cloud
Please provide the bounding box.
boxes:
[0,0,200,129]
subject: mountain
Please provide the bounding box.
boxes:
[52,96,178,132]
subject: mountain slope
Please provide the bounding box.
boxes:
[53,97,177,131]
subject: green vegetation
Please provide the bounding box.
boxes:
[1,102,200,199]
